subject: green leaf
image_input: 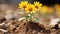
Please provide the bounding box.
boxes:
[26,16,30,18]
[34,18,40,22]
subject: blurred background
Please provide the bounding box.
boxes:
[0,0,60,19]
[0,0,60,5]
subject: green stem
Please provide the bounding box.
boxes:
[24,9,28,22]
[30,13,33,22]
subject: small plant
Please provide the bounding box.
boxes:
[18,1,42,22]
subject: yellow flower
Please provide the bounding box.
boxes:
[41,6,48,14]
[54,4,60,11]
[56,10,60,16]
[54,4,60,16]
[34,1,42,10]
[18,1,28,9]
[48,7,54,14]
[25,4,36,13]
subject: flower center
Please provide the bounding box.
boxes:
[35,6,38,9]
[23,5,26,8]
[28,8,33,11]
